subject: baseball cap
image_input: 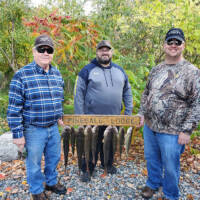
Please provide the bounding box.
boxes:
[34,34,54,49]
[165,28,185,42]
[96,40,112,49]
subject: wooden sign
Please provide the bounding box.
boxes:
[63,115,140,127]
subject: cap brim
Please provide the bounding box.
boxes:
[166,36,185,42]
[34,44,54,49]
[97,45,112,49]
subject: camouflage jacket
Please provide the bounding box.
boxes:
[139,59,200,135]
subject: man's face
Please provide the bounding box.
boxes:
[33,45,54,68]
[96,47,113,65]
[164,38,185,58]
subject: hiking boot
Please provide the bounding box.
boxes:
[107,166,117,174]
[45,182,66,195]
[80,171,91,182]
[141,186,157,199]
[31,192,48,200]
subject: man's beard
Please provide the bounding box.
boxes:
[97,56,111,65]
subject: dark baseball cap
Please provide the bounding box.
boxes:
[96,40,112,49]
[165,28,185,42]
[34,34,54,49]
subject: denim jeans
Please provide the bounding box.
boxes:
[143,125,185,200]
[24,123,61,194]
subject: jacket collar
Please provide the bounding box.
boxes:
[33,61,53,75]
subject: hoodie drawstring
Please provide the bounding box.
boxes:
[102,68,113,87]
[110,68,114,87]
[103,68,108,87]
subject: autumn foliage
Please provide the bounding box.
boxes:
[23,10,100,71]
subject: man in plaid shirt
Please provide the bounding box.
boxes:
[7,35,66,199]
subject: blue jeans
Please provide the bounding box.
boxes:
[24,123,61,194]
[143,125,185,200]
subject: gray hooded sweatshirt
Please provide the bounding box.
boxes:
[74,58,133,115]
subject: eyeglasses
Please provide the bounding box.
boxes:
[97,47,111,53]
[36,46,54,54]
[167,39,183,46]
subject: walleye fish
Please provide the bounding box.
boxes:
[103,126,113,175]
[70,126,76,157]
[124,127,133,158]
[112,126,118,159]
[84,126,93,174]
[76,126,85,175]
[91,126,99,164]
[62,126,71,173]
[118,127,125,159]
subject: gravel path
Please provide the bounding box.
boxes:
[0,160,199,200]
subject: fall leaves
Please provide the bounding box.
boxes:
[23,10,100,67]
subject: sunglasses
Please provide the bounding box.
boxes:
[167,39,183,46]
[36,46,54,54]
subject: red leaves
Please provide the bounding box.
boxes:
[0,173,5,180]
[22,9,100,67]
[100,173,107,178]
[5,187,12,192]
[49,23,57,29]
[67,187,73,194]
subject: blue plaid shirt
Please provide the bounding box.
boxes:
[7,61,64,139]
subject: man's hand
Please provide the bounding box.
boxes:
[58,118,65,127]
[178,132,190,145]
[136,114,144,128]
[13,137,25,152]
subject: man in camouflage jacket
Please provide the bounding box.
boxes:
[138,28,200,200]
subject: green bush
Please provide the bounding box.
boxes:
[63,104,74,114]
[0,93,8,118]
[0,117,9,135]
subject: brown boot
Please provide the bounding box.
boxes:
[141,186,157,199]
[31,192,48,200]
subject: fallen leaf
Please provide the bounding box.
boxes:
[114,187,118,191]
[72,160,76,165]
[130,174,136,178]
[187,194,194,200]
[11,188,19,194]
[142,169,148,176]
[5,187,12,192]
[127,183,135,189]
[63,176,71,181]
[0,192,4,197]
[22,180,27,185]
[107,195,111,199]
[59,171,65,175]
[67,187,73,194]
[100,173,106,178]
[194,161,200,171]
[187,157,194,163]
[0,173,5,180]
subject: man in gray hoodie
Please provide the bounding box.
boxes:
[74,40,133,182]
